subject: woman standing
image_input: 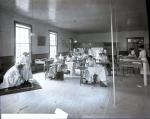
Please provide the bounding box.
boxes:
[138,45,150,75]
[20,52,33,81]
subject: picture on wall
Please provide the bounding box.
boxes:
[62,40,69,50]
[37,36,46,46]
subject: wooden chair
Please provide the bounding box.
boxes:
[44,60,55,80]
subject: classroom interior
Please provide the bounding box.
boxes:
[0,0,150,118]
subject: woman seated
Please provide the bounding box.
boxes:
[48,58,70,79]
[128,48,137,58]
[66,54,73,62]
[84,55,107,87]
[97,53,111,76]
[47,64,57,79]
[0,62,26,89]
[66,54,75,75]
[54,54,62,64]
[47,55,60,79]
[86,55,96,67]
[57,59,70,74]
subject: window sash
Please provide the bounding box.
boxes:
[49,32,57,58]
[15,23,31,61]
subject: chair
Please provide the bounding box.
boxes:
[76,59,86,85]
[44,59,55,80]
[44,59,53,72]
[79,65,86,85]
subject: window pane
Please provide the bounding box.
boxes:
[16,44,29,61]
[15,23,31,62]
[50,34,55,41]
[50,46,56,58]
[16,23,30,29]
[50,33,56,45]
[50,39,56,45]
[49,32,57,58]
[16,27,30,44]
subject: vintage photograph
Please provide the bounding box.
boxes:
[0,0,150,119]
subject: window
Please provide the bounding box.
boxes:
[15,22,31,62]
[49,32,57,58]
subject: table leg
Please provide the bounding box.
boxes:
[123,67,125,76]
[143,62,147,86]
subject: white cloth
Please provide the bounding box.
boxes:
[0,66,24,89]
[20,55,33,81]
[85,64,107,85]
[66,56,73,62]
[66,62,75,75]
[86,59,96,67]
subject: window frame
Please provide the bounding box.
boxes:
[49,30,58,58]
[14,21,32,62]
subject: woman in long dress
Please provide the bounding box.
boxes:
[138,45,150,75]
[20,52,33,81]
[66,54,75,75]
[47,55,62,79]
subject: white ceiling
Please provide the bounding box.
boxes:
[0,0,148,33]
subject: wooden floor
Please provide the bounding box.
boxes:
[1,72,150,118]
